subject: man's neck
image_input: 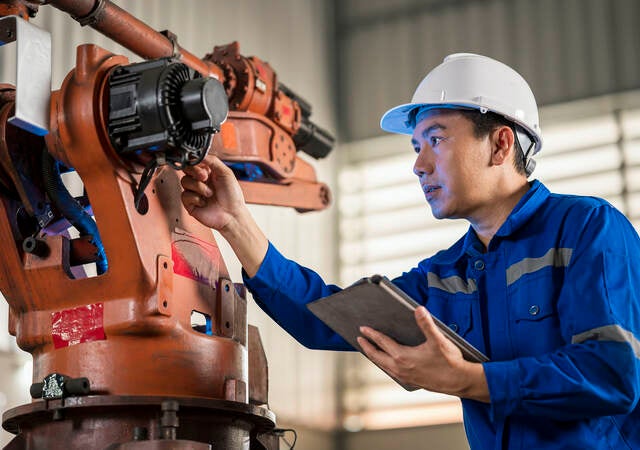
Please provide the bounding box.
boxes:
[470,180,531,249]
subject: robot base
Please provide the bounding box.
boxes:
[2,395,278,450]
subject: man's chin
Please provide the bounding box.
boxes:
[428,204,458,220]
[429,207,447,220]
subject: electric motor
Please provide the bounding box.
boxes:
[107,58,228,169]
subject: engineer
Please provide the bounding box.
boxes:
[181,53,640,449]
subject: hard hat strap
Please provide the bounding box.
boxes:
[514,126,536,176]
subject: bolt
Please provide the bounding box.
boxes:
[160,400,179,440]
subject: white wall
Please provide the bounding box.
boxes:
[0,0,339,446]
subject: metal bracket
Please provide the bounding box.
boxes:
[159,29,180,59]
[157,255,173,316]
[0,15,51,136]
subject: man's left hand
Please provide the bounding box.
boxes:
[357,306,490,402]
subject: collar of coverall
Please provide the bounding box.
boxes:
[427,180,549,264]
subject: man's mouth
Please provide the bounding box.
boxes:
[423,185,440,194]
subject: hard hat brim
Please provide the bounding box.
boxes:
[380,102,480,135]
[379,103,416,135]
[380,101,543,153]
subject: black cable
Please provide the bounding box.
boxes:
[133,159,158,211]
[273,428,298,449]
[132,142,207,213]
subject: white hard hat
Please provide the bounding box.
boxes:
[380,53,543,167]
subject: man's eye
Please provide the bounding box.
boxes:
[430,136,444,146]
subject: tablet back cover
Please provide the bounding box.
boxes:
[307,278,425,390]
[307,276,489,391]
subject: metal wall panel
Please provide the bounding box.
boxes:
[0,1,339,444]
[337,0,640,141]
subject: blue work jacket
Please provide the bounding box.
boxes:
[244,180,640,449]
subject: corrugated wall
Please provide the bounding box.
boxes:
[336,0,640,141]
[0,1,339,446]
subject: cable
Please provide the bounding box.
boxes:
[133,159,158,212]
[42,148,108,275]
[273,428,298,449]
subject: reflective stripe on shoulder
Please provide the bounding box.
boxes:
[506,248,573,286]
[572,324,640,359]
[427,272,477,295]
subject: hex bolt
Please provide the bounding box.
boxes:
[160,400,179,440]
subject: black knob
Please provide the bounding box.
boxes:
[22,237,49,257]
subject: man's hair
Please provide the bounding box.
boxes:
[457,109,526,175]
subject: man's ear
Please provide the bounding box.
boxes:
[490,126,515,167]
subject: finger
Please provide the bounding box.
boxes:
[204,155,237,181]
[414,306,442,340]
[359,326,403,356]
[357,336,393,367]
[415,307,458,352]
[182,161,212,182]
[207,154,233,173]
[357,337,400,380]
[181,175,214,197]
[181,190,207,214]
[356,336,375,354]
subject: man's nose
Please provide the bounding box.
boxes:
[413,148,433,177]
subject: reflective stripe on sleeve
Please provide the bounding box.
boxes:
[506,248,573,286]
[427,272,478,294]
[572,324,640,359]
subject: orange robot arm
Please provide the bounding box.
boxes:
[0,1,332,448]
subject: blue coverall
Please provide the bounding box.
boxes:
[243,180,640,449]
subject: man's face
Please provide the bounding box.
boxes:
[411,109,492,221]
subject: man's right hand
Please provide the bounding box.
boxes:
[180,154,269,277]
[181,154,246,232]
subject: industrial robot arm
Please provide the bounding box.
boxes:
[0,1,334,448]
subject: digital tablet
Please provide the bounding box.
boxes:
[307,274,489,390]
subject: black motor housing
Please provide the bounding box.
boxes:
[107,58,228,169]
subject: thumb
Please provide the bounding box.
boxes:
[207,154,235,178]
[415,306,462,356]
[415,306,440,340]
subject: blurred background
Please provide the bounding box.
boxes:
[1,0,639,448]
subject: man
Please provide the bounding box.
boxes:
[181,54,640,449]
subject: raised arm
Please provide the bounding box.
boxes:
[181,155,350,349]
[181,154,268,277]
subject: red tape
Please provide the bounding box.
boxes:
[51,303,106,349]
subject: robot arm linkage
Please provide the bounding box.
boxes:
[0,0,332,420]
